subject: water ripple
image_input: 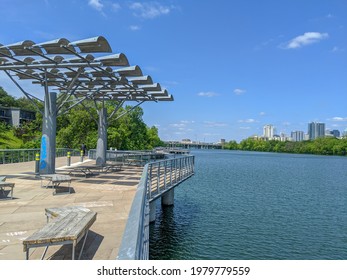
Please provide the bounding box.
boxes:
[150,150,347,260]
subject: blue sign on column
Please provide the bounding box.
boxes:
[40,135,47,170]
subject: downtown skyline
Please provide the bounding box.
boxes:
[0,0,346,143]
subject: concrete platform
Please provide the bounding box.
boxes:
[0,156,143,260]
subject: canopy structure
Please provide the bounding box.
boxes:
[0,36,173,173]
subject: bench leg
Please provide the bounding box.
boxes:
[41,246,49,260]
[78,230,89,260]
[72,241,76,260]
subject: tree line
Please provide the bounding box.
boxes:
[224,137,347,156]
[0,87,163,150]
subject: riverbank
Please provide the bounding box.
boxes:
[224,137,347,156]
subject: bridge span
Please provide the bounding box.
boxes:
[164,140,223,150]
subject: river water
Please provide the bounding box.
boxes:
[149,150,347,260]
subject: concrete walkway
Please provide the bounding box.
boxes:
[0,157,143,260]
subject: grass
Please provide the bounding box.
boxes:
[0,130,23,149]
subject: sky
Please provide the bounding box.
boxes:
[0,0,346,143]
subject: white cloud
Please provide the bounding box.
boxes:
[330,117,347,122]
[259,112,266,116]
[282,32,329,49]
[239,127,251,130]
[238,118,257,123]
[88,0,103,11]
[332,46,345,52]
[197,91,219,97]
[129,2,172,19]
[170,120,195,129]
[204,121,228,127]
[129,25,141,31]
[233,88,246,95]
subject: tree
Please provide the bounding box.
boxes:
[146,126,163,149]
[0,87,17,107]
[225,140,238,150]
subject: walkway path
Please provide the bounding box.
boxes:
[0,157,143,260]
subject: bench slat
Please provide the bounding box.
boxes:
[23,210,96,246]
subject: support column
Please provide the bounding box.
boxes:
[149,201,156,223]
[40,92,57,175]
[161,189,174,206]
[96,107,108,165]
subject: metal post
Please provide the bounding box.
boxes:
[67,151,71,166]
[80,150,84,162]
[35,153,40,177]
[96,107,107,165]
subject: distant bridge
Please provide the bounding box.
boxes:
[164,141,223,150]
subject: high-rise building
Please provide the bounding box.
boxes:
[308,122,325,140]
[330,130,340,138]
[263,124,274,140]
[291,131,304,142]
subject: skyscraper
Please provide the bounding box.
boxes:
[308,122,325,140]
[291,131,304,142]
[263,124,274,140]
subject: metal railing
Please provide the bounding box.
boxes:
[117,155,195,260]
[88,149,166,165]
[0,148,80,164]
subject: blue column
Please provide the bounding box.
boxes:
[39,91,57,175]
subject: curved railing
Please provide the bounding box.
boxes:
[117,155,195,260]
[88,149,165,165]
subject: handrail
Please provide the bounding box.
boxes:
[88,149,166,164]
[117,155,195,260]
[0,148,80,164]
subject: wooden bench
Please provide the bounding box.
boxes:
[67,165,101,178]
[0,180,15,199]
[67,163,122,177]
[23,206,97,260]
[103,162,122,172]
[40,174,72,195]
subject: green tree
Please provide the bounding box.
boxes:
[0,87,17,107]
[225,140,238,150]
[146,126,163,149]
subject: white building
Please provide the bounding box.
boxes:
[291,131,304,142]
[263,124,274,140]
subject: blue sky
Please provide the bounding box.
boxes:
[0,0,346,143]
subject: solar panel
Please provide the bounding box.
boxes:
[0,36,172,103]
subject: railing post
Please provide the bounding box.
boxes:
[67,151,71,166]
[148,164,152,199]
[164,161,167,189]
[35,153,40,176]
[156,162,160,194]
[80,150,84,162]
[170,158,173,186]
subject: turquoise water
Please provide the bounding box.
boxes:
[149,150,347,260]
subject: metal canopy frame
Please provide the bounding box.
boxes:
[0,36,173,173]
